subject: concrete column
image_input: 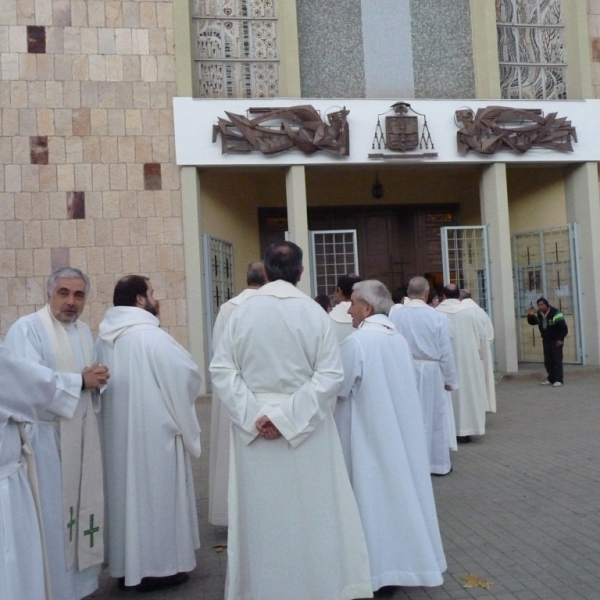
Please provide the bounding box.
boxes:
[479,162,519,373]
[285,165,312,296]
[565,162,600,365]
[181,166,208,392]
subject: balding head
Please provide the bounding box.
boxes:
[443,283,460,299]
[407,276,429,300]
[246,261,266,288]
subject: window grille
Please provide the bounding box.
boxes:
[193,0,279,98]
[496,0,566,99]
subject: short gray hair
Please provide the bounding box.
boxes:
[407,276,429,298]
[46,267,90,297]
[352,280,393,315]
[460,288,472,300]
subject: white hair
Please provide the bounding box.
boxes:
[46,267,90,297]
[407,276,429,298]
[352,280,393,315]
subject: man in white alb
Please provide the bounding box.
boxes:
[330,274,363,342]
[0,341,78,600]
[210,241,373,600]
[390,276,458,475]
[436,283,487,443]
[5,267,109,600]
[335,280,446,595]
[97,275,202,592]
[209,260,266,527]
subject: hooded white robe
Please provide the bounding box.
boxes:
[330,300,355,343]
[389,299,459,474]
[335,314,446,590]
[209,287,258,526]
[461,298,496,413]
[96,306,202,586]
[210,280,373,600]
[436,299,487,436]
[5,313,102,600]
[0,341,80,600]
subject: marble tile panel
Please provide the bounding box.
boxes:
[109,163,127,190]
[106,55,124,82]
[14,192,32,219]
[34,0,52,26]
[140,55,157,81]
[118,191,136,217]
[72,108,91,135]
[56,164,74,191]
[139,244,156,272]
[65,137,83,163]
[53,0,71,26]
[17,248,35,276]
[105,2,123,27]
[30,192,49,219]
[104,245,122,273]
[6,221,24,248]
[36,109,55,135]
[86,246,105,274]
[156,2,173,29]
[63,27,80,54]
[84,191,102,218]
[156,244,173,271]
[115,28,132,54]
[21,164,40,192]
[10,81,28,107]
[94,218,113,245]
[98,28,116,54]
[160,163,179,190]
[7,277,26,305]
[141,109,160,135]
[89,55,107,82]
[80,27,99,54]
[68,247,87,271]
[41,220,59,247]
[76,218,95,245]
[5,165,22,192]
[48,136,65,163]
[107,109,125,135]
[50,247,70,271]
[112,218,130,246]
[129,217,147,245]
[158,108,173,135]
[131,28,149,55]
[74,164,92,190]
[0,194,16,221]
[45,81,64,108]
[35,54,54,81]
[156,55,175,82]
[90,108,108,135]
[4,0,17,24]
[54,109,74,135]
[33,248,51,276]
[23,220,41,247]
[169,190,182,217]
[0,27,8,53]
[92,163,109,190]
[121,244,139,271]
[123,2,140,28]
[12,136,29,164]
[126,163,143,190]
[134,135,152,162]
[136,190,155,216]
[0,139,13,165]
[19,108,37,135]
[72,55,89,80]
[163,217,182,244]
[9,25,27,53]
[139,2,157,28]
[152,136,169,162]
[125,109,142,135]
[27,81,46,108]
[83,136,101,163]
[149,28,166,55]
[149,82,167,108]
[100,136,119,166]
[117,136,135,162]
[2,53,20,80]
[146,216,164,244]
[0,83,9,109]
[2,108,19,136]
[19,53,37,80]
[115,81,133,108]
[81,82,99,107]
[16,0,35,25]
[38,165,57,191]
[122,55,140,81]
[101,190,120,218]
[88,1,106,27]
[53,55,73,81]
[45,26,64,53]
[30,135,48,164]
[132,81,150,108]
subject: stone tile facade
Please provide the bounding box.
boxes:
[0,0,188,346]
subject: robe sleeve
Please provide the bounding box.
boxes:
[337,335,362,401]
[149,334,202,458]
[438,320,459,390]
[263,321,344,449]
[4,319,82,419]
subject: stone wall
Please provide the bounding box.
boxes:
[0,0,188,345]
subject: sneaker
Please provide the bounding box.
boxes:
[540,380,551,385]
[552,381,563,387]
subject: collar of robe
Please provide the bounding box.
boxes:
[254,279,308,299]
[229,287,259,306]
[359,314,397,334]
[436,298,467,314]
[330,301,352,324]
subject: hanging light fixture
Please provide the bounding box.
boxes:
[371,170,384,199]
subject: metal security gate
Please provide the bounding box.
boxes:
[512,224,582,363]
[309,230,359,297]
[441,226,491,316]
[203,235,235,391]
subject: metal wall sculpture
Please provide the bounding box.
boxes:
[213,105,350,156]
[455,106,576,155]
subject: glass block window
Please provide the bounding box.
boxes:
[193,0,279,98]
[496,0,566,100]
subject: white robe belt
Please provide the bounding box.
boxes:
[0,459,22,480]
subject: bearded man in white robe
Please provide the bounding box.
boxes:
[209,260,266,527]
[436,283,487,443]
[460,289,496,413]
[5,267,109,600]
[210,241,373,600]
[0,342,80,600]
[330,274,363,343]
[335,280,446,595]
[390,276,458,475]
[96,275,202,592]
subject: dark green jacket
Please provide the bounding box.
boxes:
[527,307,568,343]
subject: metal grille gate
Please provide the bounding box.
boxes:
[441,226,492,316]
[512,224,582,363]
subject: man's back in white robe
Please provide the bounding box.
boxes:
[390,299,458,474]
[96,306,202,587]
[436,299,487,436]
[335,314,447,590]
[210,280,373,600]
[5,312,100,600]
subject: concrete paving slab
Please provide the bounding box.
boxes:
[90,370,600,600]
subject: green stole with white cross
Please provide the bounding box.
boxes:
[38,305,105,571]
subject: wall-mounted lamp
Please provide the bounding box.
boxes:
[372,171,384,199]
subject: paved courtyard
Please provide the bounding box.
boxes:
[92,365,600,600]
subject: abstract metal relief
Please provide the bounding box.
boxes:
[455,106,576,155]
[369,102,437,160]
[213,105,350,156]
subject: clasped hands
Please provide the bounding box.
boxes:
[255,415,282,440]
[82,363,110,390]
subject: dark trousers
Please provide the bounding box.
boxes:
[543,340,564,384]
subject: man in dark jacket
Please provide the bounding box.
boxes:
[527,297,568,386]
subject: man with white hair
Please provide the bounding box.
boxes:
[335,280,446,595]
[390,276,458,475]
[5,267,109,600]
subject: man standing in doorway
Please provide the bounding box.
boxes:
[330,274,363,343]
[210,241,372,600]
[97,275,202,592]
[5,267,108,600]
[209,260,266,527]
[528,297,568,387]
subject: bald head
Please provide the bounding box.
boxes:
[407,276,429,300]
[246,261,266,288]
[443,283,460,299]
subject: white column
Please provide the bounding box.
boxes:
[480,162,519,373]
[286,165,312,296]
[181,166,208,392]
[564,162,600,365]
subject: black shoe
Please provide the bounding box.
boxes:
[137,572,190,593]
[374,586,397,597]
[457,435,472,444]
[432,467,453,477]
